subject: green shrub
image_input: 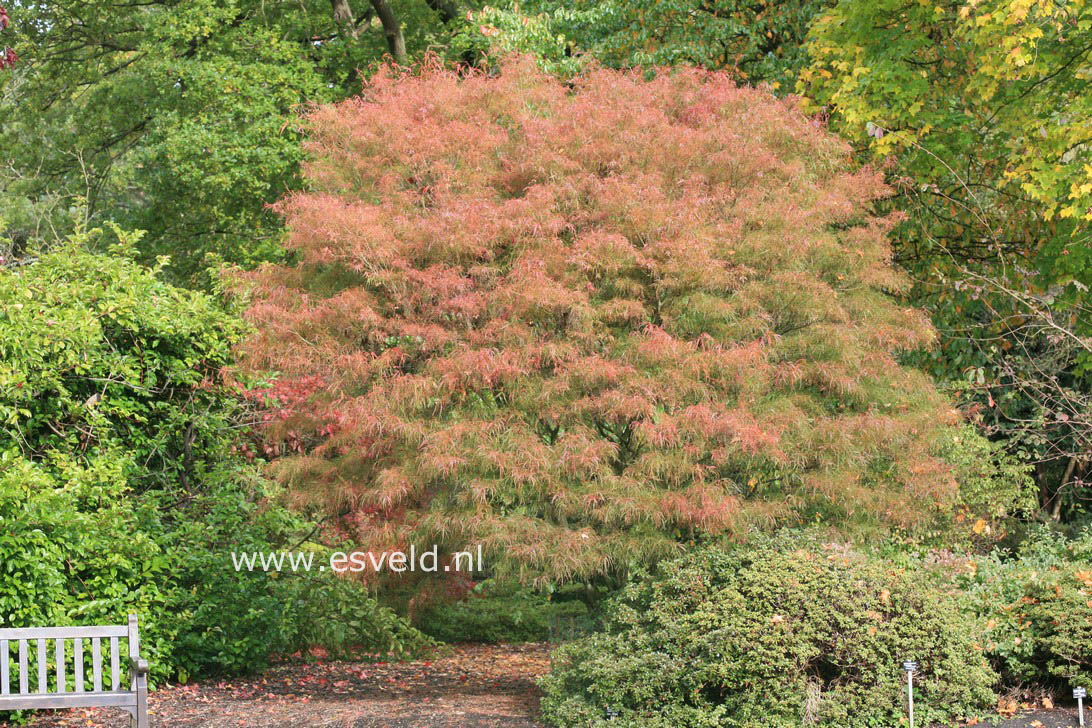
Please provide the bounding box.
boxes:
[959,526,1092,689]
[416,583,590,644]
[0,225,244,495]
[936,424,1037,540]
[0,455,177,683]
[539,533,998,728]
[0,229,430,689]
[157,469,304,680]
[282,571,438,660]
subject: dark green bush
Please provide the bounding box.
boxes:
[416,584,590,644]
[931,424,1036,543]
[539,533,998,728]
[959,526,1092,689]
[158,472,436,679]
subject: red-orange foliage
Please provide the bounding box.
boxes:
[236,57,959,585]
[0,5,15,70]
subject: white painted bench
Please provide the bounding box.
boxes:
[0,614,148,727]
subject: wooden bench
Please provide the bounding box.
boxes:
[0,614,148,727]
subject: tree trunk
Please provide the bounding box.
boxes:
[368,0,406,64]
[1036,460,1053,512]
[330,0,359,39]
[1050,456,1078,521]
[425,0,459,24]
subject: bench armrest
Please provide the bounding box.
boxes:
[129,657,149,677]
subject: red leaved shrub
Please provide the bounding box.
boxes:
[235,57,957,585]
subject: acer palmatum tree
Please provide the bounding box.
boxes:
[236,58,958,586]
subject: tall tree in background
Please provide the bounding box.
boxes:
[236,59,965,588]
[0,0,453,283]
[800,0,1092,515]
[450,0,829,87]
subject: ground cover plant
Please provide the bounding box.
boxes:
[414,581,592,644]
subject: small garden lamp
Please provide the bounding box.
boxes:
[1075,686,1087,727]
[902,660,918,728]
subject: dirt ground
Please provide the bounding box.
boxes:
[15,643,550,728]
[9,644,1090,728]
[994,708,1082,727]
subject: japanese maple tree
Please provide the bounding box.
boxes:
[237,58,959,586]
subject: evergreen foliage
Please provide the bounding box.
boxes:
[539,534,998,728]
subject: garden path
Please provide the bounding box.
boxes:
[16,643,548,728]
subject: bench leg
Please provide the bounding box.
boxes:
[135,674,148,728]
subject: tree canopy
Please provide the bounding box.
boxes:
[0,0,835,286]
[0,0,457,282]
[237,59,960,586]
[800,0,1092,507]
[453,0,828,87]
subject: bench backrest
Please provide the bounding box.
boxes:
[0,615,139,695]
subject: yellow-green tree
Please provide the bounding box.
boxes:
[801,0,1092,510]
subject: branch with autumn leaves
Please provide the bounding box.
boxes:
[0,4,15,69]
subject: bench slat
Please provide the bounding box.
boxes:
[110,636,119,691]
[56,638,65,693]
[0,690,137,711]
[0,625,128,640]
[92,637,102,692]
[74,638,83,692]
[17,640,27,694]
[1,639,8,695]
[36,639,46,694]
